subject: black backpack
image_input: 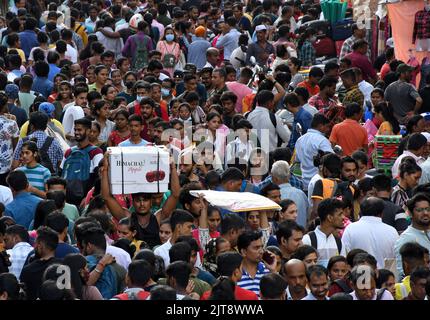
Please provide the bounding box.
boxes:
[23,136,55,173]
[308,230,342,253]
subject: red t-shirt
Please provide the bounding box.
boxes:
[108,130,131,146]
[201,285,259,300]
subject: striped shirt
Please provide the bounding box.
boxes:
[16,164,51,191]
[237,262,270,296]
[391,184,409,210]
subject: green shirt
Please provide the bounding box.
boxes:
[63,202,80,221]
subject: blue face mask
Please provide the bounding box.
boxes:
[161,88,170,97]
[165,34,175,42]
[136,95,144,102]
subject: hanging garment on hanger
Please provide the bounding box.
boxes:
[420,57,430,89]
[408,55,421,87]
[413,10,430,51]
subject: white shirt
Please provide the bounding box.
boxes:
[0,185,13,206]
[154,239,172,269]
[154,238,202,269]
[302,226,346,268]
[358,80,374,108]
[391,150,425,178]
[106,244,131,270]
[350,289,394,300]
[246,106,291,153]
[342,216,399,269]
[66,44,78,63]
[230,46,246,70]
[62,105,85,135]
[286,287,310,300]
[307,173,322,206]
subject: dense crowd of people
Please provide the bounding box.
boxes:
[0,0,430,301]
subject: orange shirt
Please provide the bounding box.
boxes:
[297,80,320,97]
[329,119,368,156]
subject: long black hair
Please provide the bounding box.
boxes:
[374,101,400,134]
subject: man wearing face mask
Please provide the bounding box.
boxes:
[20,226,61,300]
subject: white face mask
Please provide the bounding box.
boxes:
[426,4,430,11]
[310,36,317,43]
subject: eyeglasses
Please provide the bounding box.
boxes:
[414,207,430,213]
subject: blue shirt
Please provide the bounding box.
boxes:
[288,107,313,150]
[216,28,241,60]
[32,77,54,98]
[237,262,269,296]
[5,192,42,229]
[187,38,211,70]
[48,64,61,82]
[19,30,39,59]
[279,182,309,228]
[8,103,27,128]
[295,129,333,191]
[118,138,149,147]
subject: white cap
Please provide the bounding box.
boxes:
[255,24,267,32]
[386,38,394,48]
[422,132,430,143]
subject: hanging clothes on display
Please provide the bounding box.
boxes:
[407,50,421,87]
[412,5,430,51]
[420,56,430,90]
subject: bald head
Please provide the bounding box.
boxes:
[284,258,306,274]
[207,47,220,58]
[283,259,307,296]
[360,196,385,217]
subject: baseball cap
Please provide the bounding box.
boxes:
[396,63,415,74]
[5,84,19,100]
[386,38,394,48]
[173,70,184,79]
[255,25,267,32]
[38,102,55,118]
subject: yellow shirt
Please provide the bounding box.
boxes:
[377,121,394,136]
[74,23,88,47]
[20,119,65,138]
[394,276,410,300]
[8,48,26,63]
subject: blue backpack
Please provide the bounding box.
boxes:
[61,145,97,205]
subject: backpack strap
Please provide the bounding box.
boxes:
[334,236,342,254]
[333,279,352,293]
[376,288,386,300]
[269,111,282,147]
[40,136,54,154]
[308,231,318,249]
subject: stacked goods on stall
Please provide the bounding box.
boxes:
[373,135,402,175]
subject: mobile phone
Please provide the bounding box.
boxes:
[262,251,274,265]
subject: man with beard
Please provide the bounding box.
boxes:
[62,86,88,143]
[151,121,180,162]
[302,265,330,300]
[303,198,346,268]
[20,226,60,300]
[343,197,399,269]
[60,117,103,206]
[283,259,309,300]
[385,64,423,125]
[341,156,358,184]
[395,193,430,277]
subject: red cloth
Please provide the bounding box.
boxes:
[201,285,259,300]
[345,51,377,82]
[108,130,131,146]
[192,228,220,262]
